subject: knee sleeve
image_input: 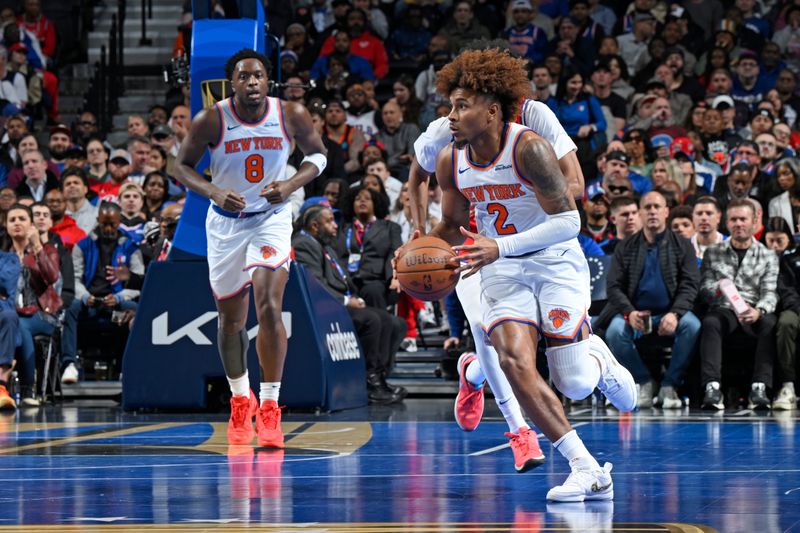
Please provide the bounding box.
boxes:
[546,339,598,400]
[217,328,249,378]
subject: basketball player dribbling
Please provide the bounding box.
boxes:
[174,49,327,447]
[406,49,636,474]
[401,47,621,501]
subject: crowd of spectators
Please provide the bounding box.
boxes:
[0,0,800,410]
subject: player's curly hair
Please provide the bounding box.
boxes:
[225,49,272,80]
[435,48,532,122]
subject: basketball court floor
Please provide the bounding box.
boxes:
[0,399,797,532]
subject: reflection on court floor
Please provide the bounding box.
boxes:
[0,408,796,532]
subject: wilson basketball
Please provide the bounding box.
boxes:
[396,236,458,301]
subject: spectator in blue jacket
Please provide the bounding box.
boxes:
[60,202,144,384]
[310,32,376,81]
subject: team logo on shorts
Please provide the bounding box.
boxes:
[260,245,278,260]
[548,308,571,329]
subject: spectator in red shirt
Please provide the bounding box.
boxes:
[18,0,55,61]
[319,9,388,79]
[92,149,131,202]
[44,187,85,251]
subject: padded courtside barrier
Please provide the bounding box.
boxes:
[122,262,367,411]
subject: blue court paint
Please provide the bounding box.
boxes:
[0,414,795,531]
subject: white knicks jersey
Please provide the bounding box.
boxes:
[455,123,550,240]
[413,99,576,173]
[209,96,292,213]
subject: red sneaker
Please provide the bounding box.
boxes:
[506,427,546,473]
[227,390,257,445]
[256,400,284,448]
[454,352,484,431]
[0,386,15,410]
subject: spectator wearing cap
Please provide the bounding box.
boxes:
[93,148,131,202]
[16,149,57,201]
[583,182,614,246]
[591,59,626,134]
[48,124,72,175]
[62,168,98,235]
[151,124,177,158]
[284,23,316,79]
[617,11,656,76]
[311,30,376,81]
[279,50,299,80]
[670,137,715,200]
[701,103,740,170]
[547,16,596,78]
[7,41,39,110]
[74,111,99,145]
[732,50,770,111]
[325,100,366,177]
[282,75,307,104]
[376,99,419,182]
[502,0,549,64]
[345,82,378,139]
[65,144,86,172]
[603,191,701,408]
[44,185,85,251]
[740,108,775,144]
[386,6,431,68]
[436,1,491,55]
[603,150,651,196]
[0,46,27,108]
[319,8,388,79]
[768,157,800,232]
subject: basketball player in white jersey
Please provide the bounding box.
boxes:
[407,67,636,475]
[174,50,327,448]
[404,47,618,502]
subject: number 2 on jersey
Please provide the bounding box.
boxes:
[245,154,264,183]
[487,203,517,235]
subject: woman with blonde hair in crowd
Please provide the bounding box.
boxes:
[650,157,683,190]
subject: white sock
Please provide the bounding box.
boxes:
[260,382,281,405]
[553,429,600,470]
[465,358,485,386]
[227,371,249,397]
[783,382,795,393]
[496,394,528,434]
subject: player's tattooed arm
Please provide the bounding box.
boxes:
[518,132,577,214]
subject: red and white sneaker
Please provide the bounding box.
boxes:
[506,427,546,473]
[227,390,257,445]
[256,400,284,448]
[454,352,484,431]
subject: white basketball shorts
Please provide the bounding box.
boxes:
[206,204,292,299]
[480,242,590,341]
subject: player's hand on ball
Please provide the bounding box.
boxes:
[452,227,499,279]
[261,181,293,204]
[391,230,421,287]
[211,187,246,212]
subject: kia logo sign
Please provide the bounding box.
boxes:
[152,312,292,345]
